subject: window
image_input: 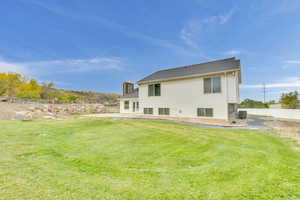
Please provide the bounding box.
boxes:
[204,76,221,94]
[197,108,213,117]
[148,85,154,96]
[144,108,153,115]
[204,78,212,94]
[158,108,170,115]
[212,77,221,93]
[124,101,129,109]
[136,102,139,110]
[148,84,161,96]
[205,108,213,117]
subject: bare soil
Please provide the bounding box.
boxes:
[264,117,300,143]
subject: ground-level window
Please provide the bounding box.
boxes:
[204,76,221,94]
[124,101,129,109]
[148,84,161,96]
[136,102,139,111]
[158,108,170,115]
[144,108,153,115]
[197,108,213,117]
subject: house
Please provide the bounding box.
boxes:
[119,57,242,121]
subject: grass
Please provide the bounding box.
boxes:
[0,118,299,200]
[248,114,270,118]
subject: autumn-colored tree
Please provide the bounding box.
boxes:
[16,79,42,99]
[6,73,22,99]
[40,82,54,100]
[280,91,299,109]
[0,73,8,96]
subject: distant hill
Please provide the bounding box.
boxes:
[63,90,120,104]
[0,72,120,104]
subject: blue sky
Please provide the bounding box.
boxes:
[0,0,300,101]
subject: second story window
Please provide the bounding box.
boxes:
[148,84,161,96]
[204,76,221,94]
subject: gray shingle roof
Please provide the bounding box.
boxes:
[120,88,139,99]
[137,57,240,84]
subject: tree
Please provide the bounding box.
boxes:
[0,78,8,96]
[267,100,276,105]
[6,73,22,99]
[280,91,299,109]
[239,99,269,108]
[40,82,54,100]
[15,78,42,99]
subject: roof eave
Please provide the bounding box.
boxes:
[137,68,241,85]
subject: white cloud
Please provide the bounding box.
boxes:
[25,57,123,73]
[284,60,300,64]
[0,57,123,76]
[0,61,29,74]
[180,8,237,49]
[242,77,300,89]
[281,60,300,69]
[224,50,241,56]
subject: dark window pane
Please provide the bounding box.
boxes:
[165,108,170,115]
[155,84,161,96]
[197,108,205,116]
[159,108,170,115]
[204,78,211,93]
[213,77,221,93]
[148,85,154,96]
[144,108,153,115]
[149,108,153,114]
[124,101,129,109]
[206,108,213,117]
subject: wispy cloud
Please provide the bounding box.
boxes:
[224,50,241,56]
[22,0,197,57]
[284,60,300,64]
[180,8,237,49]
[281,60,300,69]
[0,61,29,74]
[0,57,123,76]
[242,77,300,89]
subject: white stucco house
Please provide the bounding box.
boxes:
[119,57,242,121]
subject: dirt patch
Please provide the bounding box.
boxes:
[264,118,300,143]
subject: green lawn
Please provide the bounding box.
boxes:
[0,118,299,200]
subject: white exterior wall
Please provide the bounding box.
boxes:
[120,98,141,114]
[226,71,240,103]
[120,71,240,120]
[239,108,300,120]
[138,72,240,120]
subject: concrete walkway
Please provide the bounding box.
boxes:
[86,113,269,130]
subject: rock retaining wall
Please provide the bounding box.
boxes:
[0,103,118,120]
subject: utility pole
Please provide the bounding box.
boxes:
[263,83,266,103]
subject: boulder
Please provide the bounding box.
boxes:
[14,111,33,121]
